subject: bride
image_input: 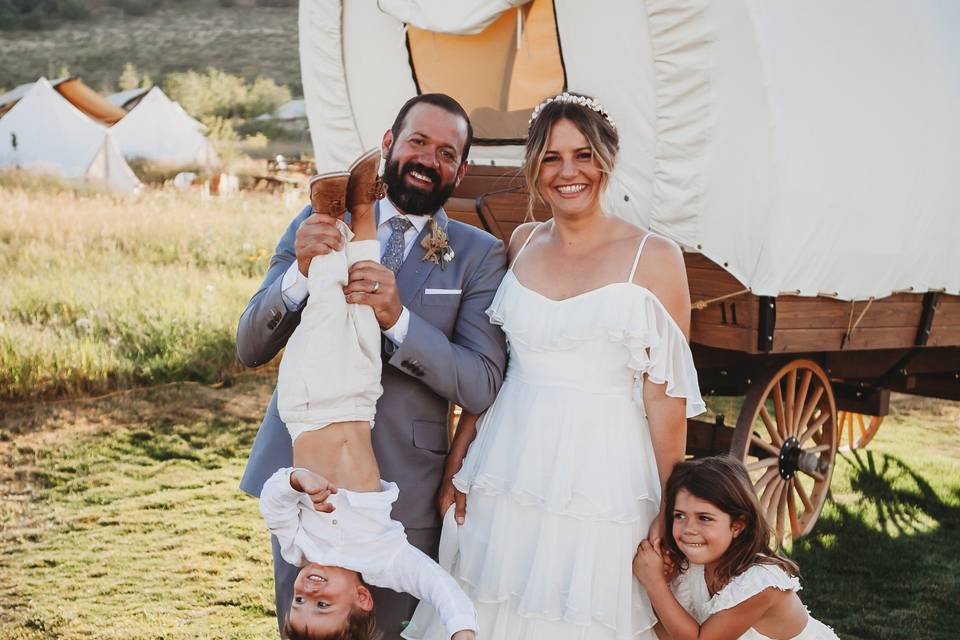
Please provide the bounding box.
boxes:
[405,92,705,639]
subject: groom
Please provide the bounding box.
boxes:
[237,94,508,638]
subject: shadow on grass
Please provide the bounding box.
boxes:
[791,450,960,640]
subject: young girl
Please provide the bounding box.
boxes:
[632,456,838,640]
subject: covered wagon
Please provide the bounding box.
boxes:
[298,0,960,539]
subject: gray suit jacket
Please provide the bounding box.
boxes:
[238,203,507,530]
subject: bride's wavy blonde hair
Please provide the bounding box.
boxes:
[523,92,620,220]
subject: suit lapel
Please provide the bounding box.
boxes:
[396,207,448,307]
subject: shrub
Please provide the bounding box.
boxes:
[164,69,291,120]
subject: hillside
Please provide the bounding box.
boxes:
[0,0,300,95]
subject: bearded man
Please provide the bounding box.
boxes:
[237,94,507,638]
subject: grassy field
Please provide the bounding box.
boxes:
[0,171,301,402]
[1,376,957,638]
[0,1,301,95]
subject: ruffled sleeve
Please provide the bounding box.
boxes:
[627,292,706,418]
[707,564,801,615]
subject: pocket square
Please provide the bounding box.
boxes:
[424,288,462,295]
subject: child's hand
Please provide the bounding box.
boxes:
[450,631,476,640]
[289,469,337,513]
[633,538,668,588]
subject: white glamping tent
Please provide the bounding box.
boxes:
[0,77,142,194]
[108,87,219,168]
[299,0,960,301]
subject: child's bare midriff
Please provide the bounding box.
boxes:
[292,421,381,492]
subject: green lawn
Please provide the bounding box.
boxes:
[1,380,957,639]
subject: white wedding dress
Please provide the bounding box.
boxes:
[403,229,705,640]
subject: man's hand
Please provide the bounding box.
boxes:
[289,469,337,513]
[344,260,403,329]
[437,474,467,525]
[451,630,476,640]
[295,212,343,276]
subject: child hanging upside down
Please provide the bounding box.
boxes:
[260,149,477,640]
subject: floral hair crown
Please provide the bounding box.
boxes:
[528,92,617,131]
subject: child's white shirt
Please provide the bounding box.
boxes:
[260,467,478,636]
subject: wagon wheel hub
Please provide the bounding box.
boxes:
[778,436,830,480]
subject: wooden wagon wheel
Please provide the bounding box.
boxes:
[731,359,837,542]
[837,411,884,450]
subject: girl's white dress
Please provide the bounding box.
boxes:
[404,230,705,640]
[673,564,839,639]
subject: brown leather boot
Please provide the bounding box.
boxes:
[308,171,350,218]
[346,148,384,239]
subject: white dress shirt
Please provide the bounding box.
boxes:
[260,468,478,636]
[280,197,429,344]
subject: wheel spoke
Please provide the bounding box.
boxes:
[787,485,801,538]
[793,477,813,512]
[798,410,830,445]
[796,386,825,441]
[803,443,832,454]
[754,466,780,493]
[751,435,781,457]
[759,406,783,447]
[784,369,797,437]
[857,414,867,439]
[847,411,854,449]
[800,467,825,483]
[765,480,784,523]
[773,380,787,440]
[792,371,813,435]
[746,457,780,471]
[776,480,788,542]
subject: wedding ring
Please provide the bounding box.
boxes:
[371,280,380,294]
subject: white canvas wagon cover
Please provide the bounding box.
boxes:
[299,0,960,301]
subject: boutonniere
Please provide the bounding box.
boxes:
[420,219,455,270]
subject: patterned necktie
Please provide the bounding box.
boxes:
[382,216,413,274]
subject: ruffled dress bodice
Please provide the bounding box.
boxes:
[403,233,705,640]
[673,564,838,640]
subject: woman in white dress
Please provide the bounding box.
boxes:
[404,92,705,640]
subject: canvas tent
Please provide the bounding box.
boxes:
[107,87,151,110]
[0,77,142,194]
[107,87,219,168]
[300,0,960,301]
[0,77,127,124]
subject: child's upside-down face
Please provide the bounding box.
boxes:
[288,563,373,635]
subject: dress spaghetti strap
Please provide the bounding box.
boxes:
[510,222,544,271]
[627,232,656,283]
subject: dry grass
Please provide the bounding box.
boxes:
[0,172,303,401]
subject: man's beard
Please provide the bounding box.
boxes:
[382,156,456,216]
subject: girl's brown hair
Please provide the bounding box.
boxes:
[662,456,799,590]
[522,92,619,220]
